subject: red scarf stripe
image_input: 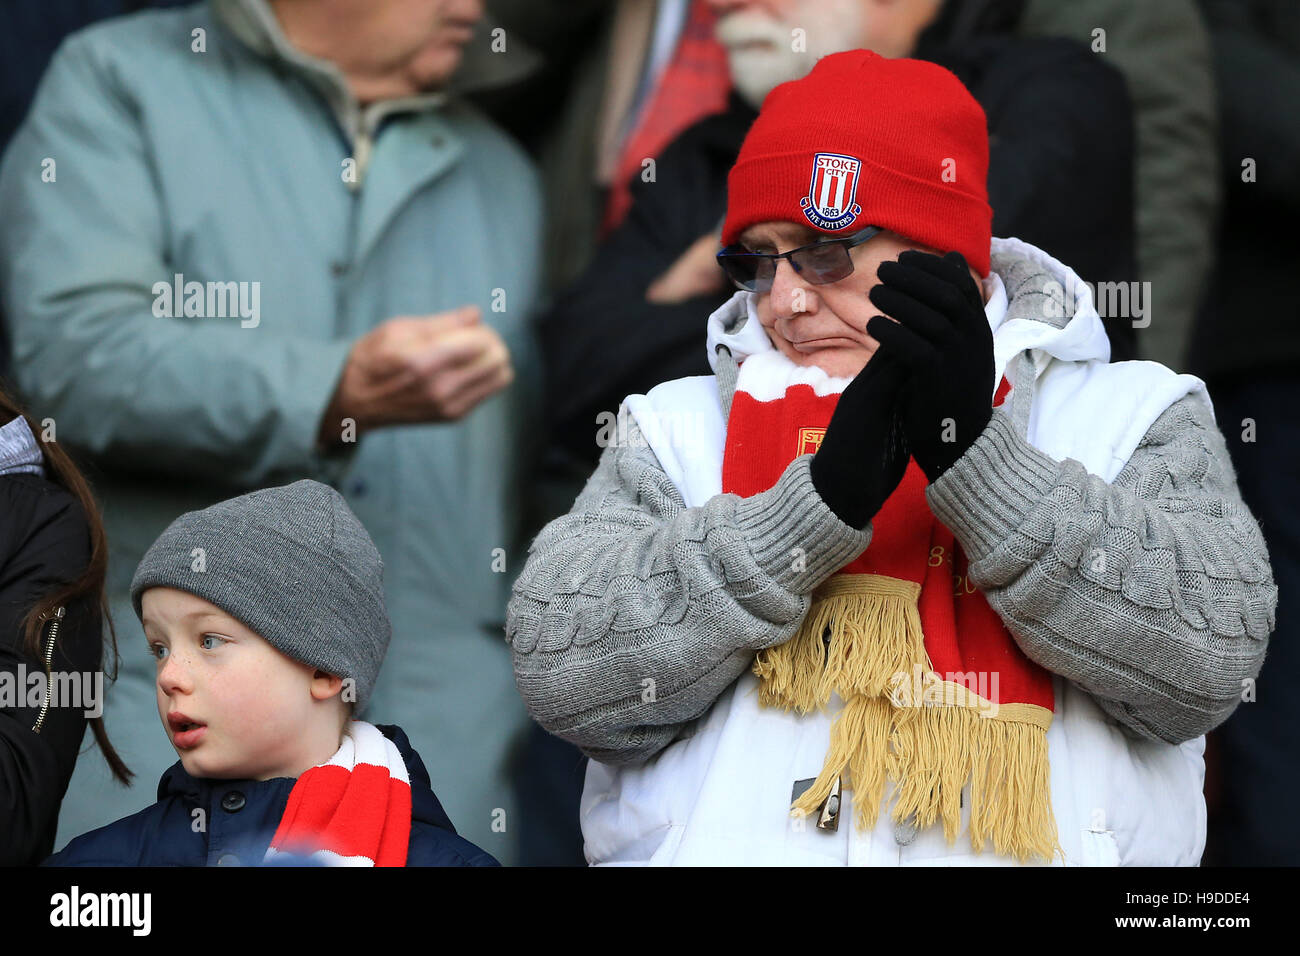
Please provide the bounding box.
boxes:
[267,723,413,867]
[278,766,408,861]
[722,369,1053,713]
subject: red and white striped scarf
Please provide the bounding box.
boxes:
[722,349,1061,862]
[264,720,412,867]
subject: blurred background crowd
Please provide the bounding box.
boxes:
[0,0,1294,866]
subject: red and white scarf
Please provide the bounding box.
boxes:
[264,720,412,867]
[722,349,1061,862]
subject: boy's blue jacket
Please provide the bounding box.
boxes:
[42,725,498,867]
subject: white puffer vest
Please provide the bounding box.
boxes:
[581,238,1212,866]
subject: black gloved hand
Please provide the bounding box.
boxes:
[865,250,995,483]
[808,347,911,530]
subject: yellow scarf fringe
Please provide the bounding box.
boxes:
[752,574,1064,864]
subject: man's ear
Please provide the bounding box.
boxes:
[310,669,344,702]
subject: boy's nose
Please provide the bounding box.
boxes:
[157,653,194,695]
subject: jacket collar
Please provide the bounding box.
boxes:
[211,0,443,148]
[0,415,45,478]
[157,722,458,833]
[209,0,538,146]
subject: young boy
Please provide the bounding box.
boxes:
[45,479,496,867]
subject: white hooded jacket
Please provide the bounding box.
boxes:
[581,237,1212,866]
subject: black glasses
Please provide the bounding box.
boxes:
[716,225,884,293]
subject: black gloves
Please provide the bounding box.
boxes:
[809,348,911,530]
[865,250,995,483]
[808,249,993,528]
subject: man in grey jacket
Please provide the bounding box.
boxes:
[507,49,1275,865]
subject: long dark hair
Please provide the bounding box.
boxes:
[0,384,131,784]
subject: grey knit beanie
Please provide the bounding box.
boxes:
[130,479,390,711]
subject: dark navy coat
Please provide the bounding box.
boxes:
[43,724,498,867]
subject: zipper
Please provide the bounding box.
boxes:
[31,605,65,734]
[336,142,364,338]
[348,100,386,193]
[350,126,373,192]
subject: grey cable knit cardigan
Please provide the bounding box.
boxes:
[507,263,1278,767]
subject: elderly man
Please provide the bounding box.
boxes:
[0,0,541,862]
[536,0,1136,511]
[507,50,1276,865]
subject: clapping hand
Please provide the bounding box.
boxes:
[864,250,994,483]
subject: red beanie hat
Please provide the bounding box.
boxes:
[721,49,993,277]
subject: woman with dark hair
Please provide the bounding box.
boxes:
[0,383,130,864]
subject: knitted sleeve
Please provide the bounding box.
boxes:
[924,394,1278,745]
[507,404,871,766]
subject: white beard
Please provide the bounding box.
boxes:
[715,0,866,110]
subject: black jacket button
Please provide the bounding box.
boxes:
[221,791,246,813]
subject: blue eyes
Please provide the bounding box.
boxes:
[149,635,227,660]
